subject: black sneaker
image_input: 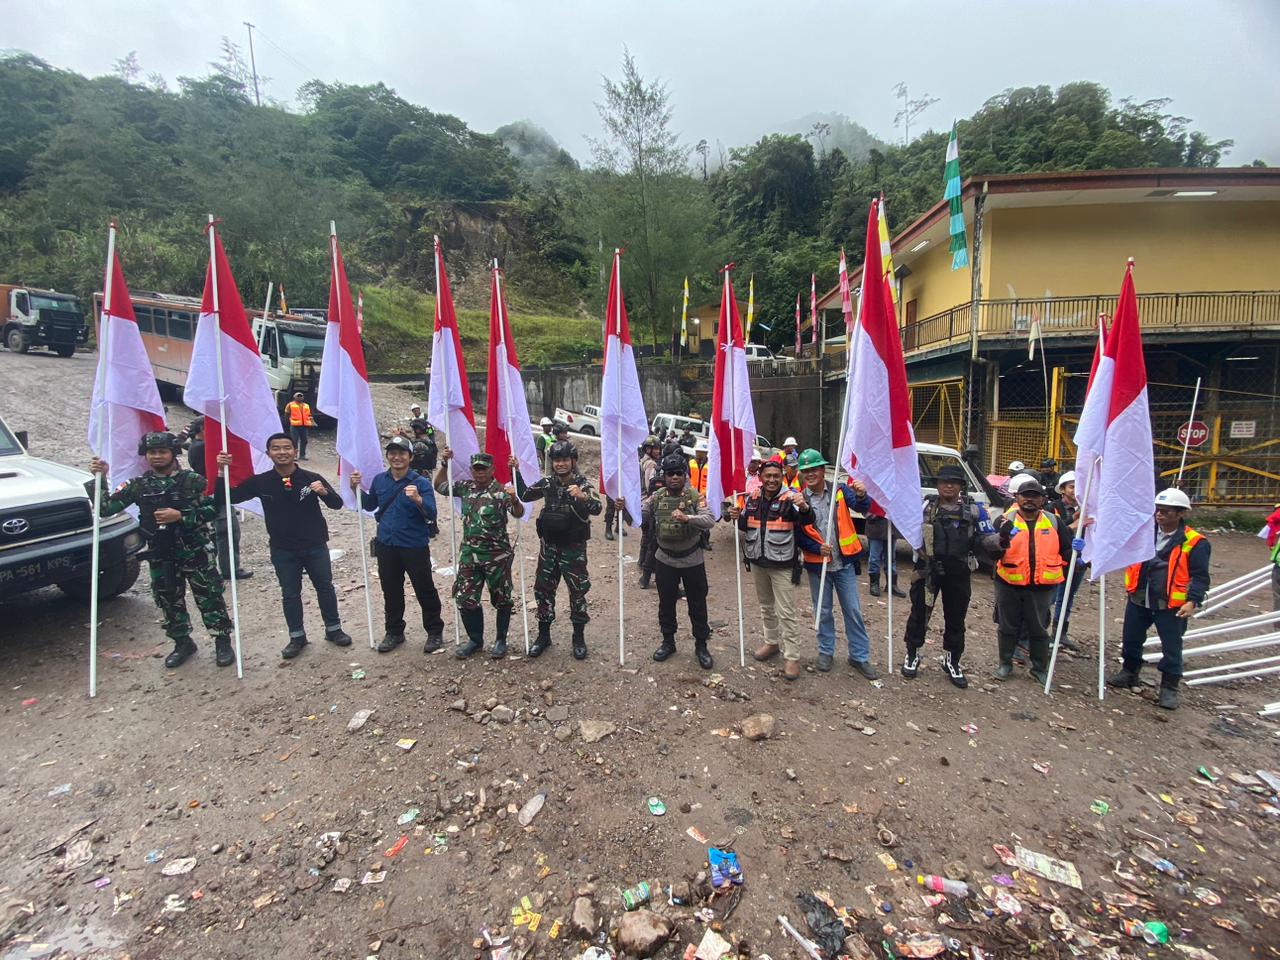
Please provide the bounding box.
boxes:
[281,636,308,659]
[940,653,968,689]
[165,639,198,668]
[377,632,405,653]
[422,633,443,654]
[900,650,920,678]
[213,637,235,668]
[325,628,353,647]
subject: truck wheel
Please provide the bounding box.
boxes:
[5,326,29,353]
[59,556,142,602]
[55,343,75,358]
[580,425,596,436]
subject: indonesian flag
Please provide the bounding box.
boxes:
[88,232,166,490]
[185,221,276,496]
[427,236,481,484]
[485,263,540,490]
[838,200,923,549]
[316,226,384,510]
[794,292,802,357]
[600,250,648,528]
[810,273,818,346]
[706,269,756,520]
[1074,263,1155,578]
[838,248,854,336]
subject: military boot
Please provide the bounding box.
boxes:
[1107,661,1143,688]
[571,623,587,661]
[889,570,907,598]
[992,632,1016,680]
[214,636,235,668]
[529,621,552,658]
[490,609,512,659]
[694,639,714,670]
[868,572,882,597]
[652,634,676,662]
[1158,674,1180,710]
[1028,638,1051,685]
[165,637,198,669]
[455,609,485,658]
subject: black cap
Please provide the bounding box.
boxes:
[410,417,428,432]
[661,452,688,475]
[470,452,494,468]
[385,436,413,453]
[937,464,966,483]
[552,421,569,435]
[1017,478,1046,495]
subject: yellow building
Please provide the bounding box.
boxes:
[817,167,1280,505]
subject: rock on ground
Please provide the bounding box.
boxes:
[616,909,672,957]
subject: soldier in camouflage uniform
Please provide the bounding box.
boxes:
[434,448,524,659]
[514,440,601,661]
[88,432,235,669]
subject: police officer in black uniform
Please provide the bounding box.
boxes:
[408,418,439,475]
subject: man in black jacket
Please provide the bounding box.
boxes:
[216,433,351,659]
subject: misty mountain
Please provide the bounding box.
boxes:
[772,112,887,162]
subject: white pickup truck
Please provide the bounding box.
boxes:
[553,404,601,436]
[0,414,143,603]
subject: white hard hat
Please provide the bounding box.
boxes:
[410,402,422,409]
[1155,487,1192,510]
[695,439,708,452]
[1008,460,1026,472]
[1055,470,1076,492]
[540,416,553,426]
[783,436,798,447]
[1008,472,1037,493]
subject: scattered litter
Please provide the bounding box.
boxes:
[777,914,824,960]
[47,783,71,797]
[384,836,408,858]
[895,933,947,958]
[332,878,352,893]
[1031,760,1052,777]
[1133,845,1183,879]
[917,874,969,897]
[347,709,375,732]
[646,797,666,816]
[517,792,546,826]
[993,890,1022,915]
[144,849,164,864]
[1090,799,1110,816]
[709,848,743,888]
[1015,845,1082,889]
[877,826,898,847]
[876,852,898,871]
[796,892,845,958]
[1211,917,1240,933]
[694,928,732,960]
[395,738,416,752]
[961,723,978,735]
[22,698,37,708]
[92,876,111,889]
[360,871,385,885]
[992,844,1017,867]
[350,669,367,680]
[1175,809,1199,826]
[1196,765,1218,782]
[1194,886,1222,905]
[397,808,420,826]
[160,857,197,876]
[620,881,651,911]
[991,873,1014,887]
[161,894,186,914]
[686,826,709,844]
[252,890,282,910]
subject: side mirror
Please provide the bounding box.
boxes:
[15,430,29,449]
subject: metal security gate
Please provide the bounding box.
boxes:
[910,378,964,449]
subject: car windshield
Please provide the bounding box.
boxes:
[0,421,22,456]
[29,294,80,312]
[278,328,326,359]
[918,452,975,492]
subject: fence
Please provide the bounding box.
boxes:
[910,379,965,450]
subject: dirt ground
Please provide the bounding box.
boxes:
[1,348,1278,960]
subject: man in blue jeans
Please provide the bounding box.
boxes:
[216,434,351,659]
[794,449,879,680]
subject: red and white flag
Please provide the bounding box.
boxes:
[838,200,923,549]
[427,237,481,481]
[88,230,165,490]
[599,249,648,527]
[316,225,384,510]
[794,292,802,358]
[706,269,756,520]
[810,272,818,346]
[185,221,277,495]
[1074,263,1154,578]
[838,248,854,336]
[485,263,540,489]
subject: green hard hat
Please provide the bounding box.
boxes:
[797,448,828,470]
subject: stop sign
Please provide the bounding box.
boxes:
[1177,420,1209,448]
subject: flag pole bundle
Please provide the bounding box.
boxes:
[317,221,384,650]
[87,223,167,697]
[833,200,923,672]
[707,266,756,666]
[486,261,541,655]
[185,216,278,678]
[600,249,649,665]
[427,236,479,651]
[1044,263,1153,696]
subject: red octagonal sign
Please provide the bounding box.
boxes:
[1177,420,1209,448]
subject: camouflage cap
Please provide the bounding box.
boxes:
[470,452,494,468]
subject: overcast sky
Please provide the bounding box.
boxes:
[8,0,1279,164]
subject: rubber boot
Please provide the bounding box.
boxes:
[571,623,587,661]
[992,632,1016,680]
[1107,661,1143,688]
[165,637,197,669]
[455,609,484,658]
[1028,637,1051,684]
[694,639,714,670]
[214,636,235,668]
[638,570,651,590]
[490,609,511,658]
[529,621,552,658]
[889,570,906,598]
[868,572,881,597]
[652,634,676,662]
[1158,674,1180,710]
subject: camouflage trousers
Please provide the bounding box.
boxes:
[149,545,233,643]
[453,555,514,612]
[534,541,590,625]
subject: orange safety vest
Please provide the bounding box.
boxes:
[995,507,1065,587]
[1124,526,1205,608]
[783,471,803,491]
[286,401,314,428]
[689,458,709,494]
[800,486,863,564]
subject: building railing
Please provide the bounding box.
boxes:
[899,290,1280,356]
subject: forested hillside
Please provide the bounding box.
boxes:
[0,47,1243,368]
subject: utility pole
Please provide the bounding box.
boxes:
[243,21,261,106]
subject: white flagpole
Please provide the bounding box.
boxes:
[1176,376,1202,485]
[1043,454,1100,694]
[1097,574,1106,700]
[434,238,462,651]
[816,287,859,631]
[725,269,746,668]
[613,250,626,666]
[885,523,894,673]
[207,214,245,679]
[493,260,530,655]
[88,222,117,699]
[328,223,377,651]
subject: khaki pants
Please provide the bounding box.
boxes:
[752,564,799,660]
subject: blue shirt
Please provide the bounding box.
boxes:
[359,469,438,548]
